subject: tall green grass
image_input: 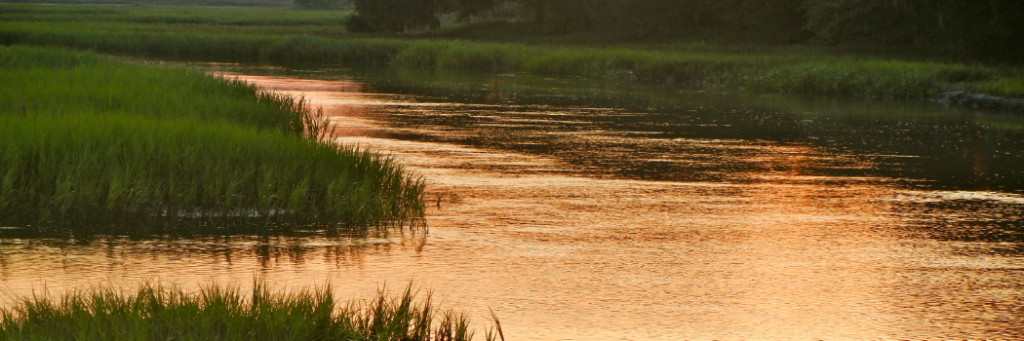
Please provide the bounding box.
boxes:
[0,0,294,6]
[0,114,422,231]
[0,46,312,135]
[0,46,424,232]
[972,77,1024,98]
[0,282,500,341]
[1,3,1020,101]
[739,60,999,99]
[0,4,345,26]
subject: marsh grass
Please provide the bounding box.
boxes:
[972,77,1024,98]
[0,4,346,27]
[0,0,294,6]
[1,4,1020,101]
[739,60,1000,99]
[0,114,423,232]
[0,46,424,233]
[0,282,499,341]
[0,45,311,135]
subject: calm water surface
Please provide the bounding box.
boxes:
[2,66,1024,340]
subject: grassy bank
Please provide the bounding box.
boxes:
[0,282,499,341]
[0,45,424,232]
[0,0,295,7]
[972,77,1024,98]
[1,4,1022,102]
[0,46,313,134]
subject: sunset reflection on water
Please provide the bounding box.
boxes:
[2,72,1022,340]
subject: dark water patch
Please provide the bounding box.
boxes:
[0,232,421,277]
[339,70,1024,193]
[887,196,1024,243]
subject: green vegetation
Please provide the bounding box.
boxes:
[0,47,313,134]
[2,3,1021,104]
[0,0,294,7]
[0,45,424,233]
[0,114,422,231]
[348,0,437,33]
[972,77,1024,98]
[355,0,1024,62]
[0,282,500,341]
[0,4,351,37]
[739,60,998,99]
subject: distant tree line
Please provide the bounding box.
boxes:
[803,0,1024,58]
[342,0,1024,59]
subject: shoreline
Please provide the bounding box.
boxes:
[935,91,1024,113]
[1,3,1022,111]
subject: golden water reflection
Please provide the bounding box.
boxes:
[1,73,1022,340]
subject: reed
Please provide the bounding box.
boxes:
[0,45,311,135]
[0,4,346,27]
[738,60,999,100]
[1,3,1020,101]
[0,0,293,6]
[0,282,498,341]
[972,77,1024,98]
[0,114,424,232]
[0,46,424,233]
[394,40,527,72]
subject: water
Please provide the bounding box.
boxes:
[3,66,1024,340]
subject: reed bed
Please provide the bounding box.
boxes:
[1,3,1020,101]
[397,43,1007,100]
[972,77,1024,98]
[0,4,346,28]
[0,46,424,232]
[0,45,318,135]
[0,114,423,231]
[738,60,999,99]
[0,282,499,341]
[0,0,293,6]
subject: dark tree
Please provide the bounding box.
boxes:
[441,0,498,20]
[351,0,439,32]
[346,0,1021,59]
[503,0,806,42]
[803,0,1024,59]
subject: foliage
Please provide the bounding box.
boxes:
[0,4,351,37]
[351,0,439,33]
[1,4,1021,102]
[440,0,498,20]
[803,0,1024,59]
[0,0,293,6]
[429,0,1023,59]
[440,0,808,42]
[0,45,424,233]
[0,282,498,341]
[972,77,1024,98]
[739,60,999,99]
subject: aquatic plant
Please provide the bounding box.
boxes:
[1,3,1021,102]
[0,282,500,341]
[0,46,424,233]
[972,77,1024,98]
[0,114,423,232]
[0,46,313,135]
[739,60,998,100]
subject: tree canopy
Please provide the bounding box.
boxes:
[347,0,1024,59]
[347,0,437,32]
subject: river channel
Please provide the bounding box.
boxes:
[2,65,1024,340]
